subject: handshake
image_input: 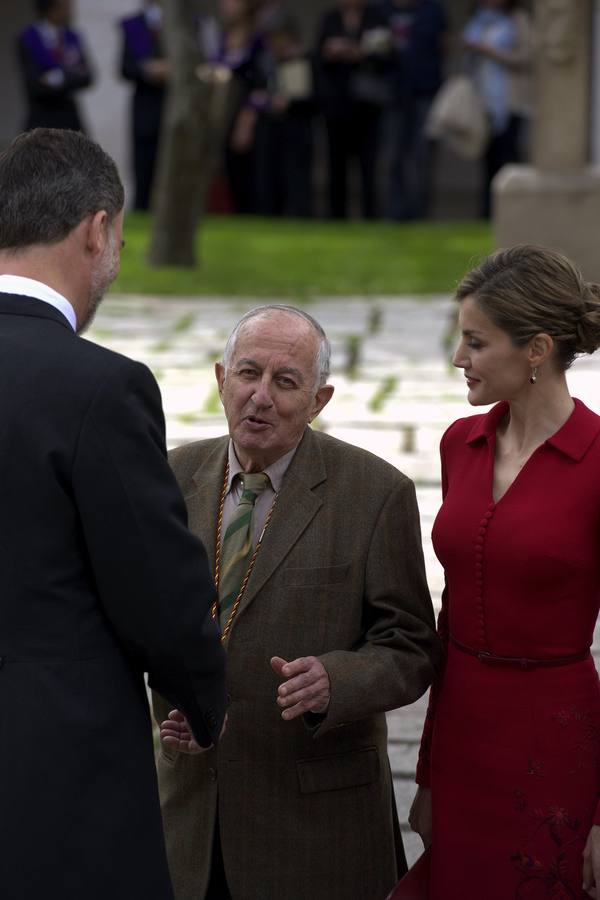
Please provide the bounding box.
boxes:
[160,655,331,753]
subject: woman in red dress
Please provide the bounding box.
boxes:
[409,245,600,899]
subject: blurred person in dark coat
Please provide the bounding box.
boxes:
[380,0,447,220]
[119,1,168,211]
[17,0,93,132]
[253,14,316,217]
[199,0,266,214]
[316,0,391,219]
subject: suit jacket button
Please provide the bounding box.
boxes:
[208,768,217,782]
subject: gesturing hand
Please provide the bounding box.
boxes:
[271,655,330,721]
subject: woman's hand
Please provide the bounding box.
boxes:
[408,786,433,849]
[583,824,600,897]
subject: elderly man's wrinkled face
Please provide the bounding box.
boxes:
[215,313,333,471]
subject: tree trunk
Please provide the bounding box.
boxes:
[148,0,233,267]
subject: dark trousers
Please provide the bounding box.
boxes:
[482,113,524,219]
[254,114,314,217]
[325,107,381,219]
[385,95,436,220]
[205,815,232,900]
[133,131,160,211]
[225,144,256,215]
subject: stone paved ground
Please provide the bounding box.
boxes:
[88,293,600,865]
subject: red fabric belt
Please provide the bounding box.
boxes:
[449,635,590,670]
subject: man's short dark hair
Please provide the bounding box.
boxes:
[0,129,125,251]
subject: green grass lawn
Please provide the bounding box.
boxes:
[114,214,493,298]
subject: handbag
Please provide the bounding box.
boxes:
[425,74,489,160]
[385,847,431,900]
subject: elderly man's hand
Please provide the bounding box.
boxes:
[271,656,330,721]
[160,709,227,754]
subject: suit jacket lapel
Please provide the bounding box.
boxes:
[234,428,327,621]
[187,438,229,579]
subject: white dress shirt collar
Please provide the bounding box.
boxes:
[0,275,77,331]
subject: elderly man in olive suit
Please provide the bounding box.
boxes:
[154,305,440,900]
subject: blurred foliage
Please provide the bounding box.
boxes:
[114,213,493,298]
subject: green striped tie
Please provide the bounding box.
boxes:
[218,473,269,633]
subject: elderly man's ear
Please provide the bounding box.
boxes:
[310,384,334,422]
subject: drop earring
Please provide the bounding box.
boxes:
[529,367,538,385]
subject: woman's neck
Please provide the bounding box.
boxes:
[500,378,574,453]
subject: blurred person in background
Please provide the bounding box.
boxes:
[17,0,93,132]
[316,0,391,219]
[463,0,533,218]
[380,0,447,220]
[253,13,316,217]
[119,1,168,211]
[198,0,266,214]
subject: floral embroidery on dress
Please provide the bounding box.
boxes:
[511,795,582,898]
[527,757,545,778]
[509,705,600,898]
[551,707,600,776]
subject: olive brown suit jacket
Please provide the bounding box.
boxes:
[154,427,440,900]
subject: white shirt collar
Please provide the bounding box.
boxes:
[0,275,77,331]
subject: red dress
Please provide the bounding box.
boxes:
[417,400,600,900]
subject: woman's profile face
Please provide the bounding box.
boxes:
[453,295,533,406]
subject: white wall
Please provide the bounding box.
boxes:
[78,0,133,203]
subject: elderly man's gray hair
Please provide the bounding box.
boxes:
[222,305,331,388]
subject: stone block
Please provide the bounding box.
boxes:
[494,165,600,281]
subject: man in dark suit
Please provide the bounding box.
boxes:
[17,0,93,132]
[154,305,441,899]
[0,127,226,900]
[119,1,168,210]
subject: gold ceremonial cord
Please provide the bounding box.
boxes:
[213,461,277,643]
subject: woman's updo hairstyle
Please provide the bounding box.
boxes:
[455,244,600,370]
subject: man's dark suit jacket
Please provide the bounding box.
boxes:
[0,293,226,899]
